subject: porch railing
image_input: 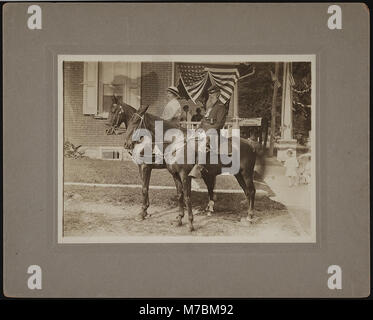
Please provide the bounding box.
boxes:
[180,118,262,130]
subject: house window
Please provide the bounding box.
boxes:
[83,62,141,118]
[100,147,124,160]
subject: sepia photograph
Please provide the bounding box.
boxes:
[3,2,369,299]
[58,55,316,243]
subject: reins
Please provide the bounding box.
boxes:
[128,111,193,159]
[125,108,210,162]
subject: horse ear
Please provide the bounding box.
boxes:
[137,104,150,115]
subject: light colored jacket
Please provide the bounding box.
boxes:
[161,98,181,121]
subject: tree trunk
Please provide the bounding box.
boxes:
[269,62,280,157]
[262,117,269,150]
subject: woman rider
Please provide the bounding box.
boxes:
[161,86,182,125]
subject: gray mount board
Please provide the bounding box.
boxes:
[3,3,370,297]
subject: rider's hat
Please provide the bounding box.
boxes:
[167,86,180,98]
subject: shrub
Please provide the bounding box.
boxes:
[64,141,86,159]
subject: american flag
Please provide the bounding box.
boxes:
[177,64,241,105]
[206,67,240,104]
[177,64,208,104]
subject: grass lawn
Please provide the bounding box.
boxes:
[64,158,273,194]
[62,158,301,238]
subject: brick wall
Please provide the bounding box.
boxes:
[62,62,251,155]
[63,62,124,150]
[64,61,240,154]
[141,62,173,117]
[64,61,174,153]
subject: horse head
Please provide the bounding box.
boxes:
[106,95,127,135]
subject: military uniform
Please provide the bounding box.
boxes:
[199,101,227,131]
[189,86,228,179]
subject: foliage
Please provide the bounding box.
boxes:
[238,62,311,144]
[64,141,86,159]
[292,62,312,145]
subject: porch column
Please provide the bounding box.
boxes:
[171,62,175,85]
[277,62,297,161]
[232,82,239,129]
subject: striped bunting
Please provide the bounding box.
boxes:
[177,64,240,105]
[206,68,240,104]
[179,73,208,103]
[177,64,208,103]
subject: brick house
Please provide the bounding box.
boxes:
[63,61,252,160]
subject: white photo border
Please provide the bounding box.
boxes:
[57,54,316,243]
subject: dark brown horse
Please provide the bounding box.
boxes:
[122,103,264,231]
[106,96,217,225]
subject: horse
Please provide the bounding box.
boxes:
[105,96,217,224]
[122,103,265,232]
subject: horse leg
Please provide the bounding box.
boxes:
[181,172,194,232]
[235,171,254,223]
[202,173,216,216]
[243,172,256,221]
[172,173,184,226]
[136,165,152,221]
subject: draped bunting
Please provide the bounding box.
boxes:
[177,64,241,105]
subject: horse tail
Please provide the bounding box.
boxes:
[240,138,266,180]
[254,145,266,180]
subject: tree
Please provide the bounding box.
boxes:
[238,62,311,146]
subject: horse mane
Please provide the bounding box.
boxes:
[122,103,136,114]
[121,103,136,127]
[121,103,187,137]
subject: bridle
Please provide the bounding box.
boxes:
[107,103,127,135]
[114,104,125,128]
[130,112,147,131]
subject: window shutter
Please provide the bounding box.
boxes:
[122,62,141,109]
[83,62,98,114]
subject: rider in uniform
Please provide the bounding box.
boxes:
[189,84,228,179]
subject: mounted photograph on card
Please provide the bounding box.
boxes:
[58,55,316,243]
[3,3,369,298]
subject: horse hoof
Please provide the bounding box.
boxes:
[189,226,195,232]
[207,212,212,217]
[135,216,145,222]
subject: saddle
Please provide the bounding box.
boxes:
[150,138,233,159]
[201,135,234,157]
[149,136,259,159]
